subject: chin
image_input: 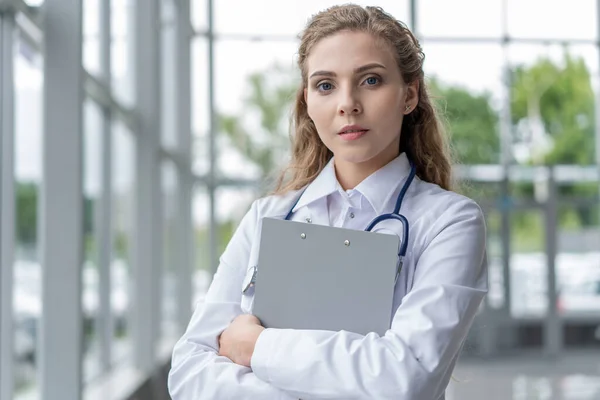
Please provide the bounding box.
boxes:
[333,149,380,165]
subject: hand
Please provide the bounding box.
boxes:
[218,314,265,367]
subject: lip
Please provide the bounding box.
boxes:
[338,124,369,141]
[338,124,368,135]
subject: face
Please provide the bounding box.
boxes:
[304,30,418,172]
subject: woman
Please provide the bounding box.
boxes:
[168,4,488,399]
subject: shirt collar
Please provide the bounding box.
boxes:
[292,152,412,214]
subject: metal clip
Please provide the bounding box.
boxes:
[394,256,405,284]
[243,266,257,294]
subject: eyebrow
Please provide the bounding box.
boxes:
[309,63,386,79]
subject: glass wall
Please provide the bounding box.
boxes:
[82,98,103,382]
[110,120,134,364]
[3,0,194,398]
[13,32,43,396]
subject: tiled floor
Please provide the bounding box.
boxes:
[447,351,600,399]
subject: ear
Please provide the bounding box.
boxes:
[404,80,419,113]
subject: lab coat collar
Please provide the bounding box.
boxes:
[291,158,338,213]
[291,152,411,215]
[354,152,412,215]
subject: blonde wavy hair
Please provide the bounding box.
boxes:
[273,4,453,194]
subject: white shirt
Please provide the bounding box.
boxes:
[168,153,488,400]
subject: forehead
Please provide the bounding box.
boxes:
[306,30,397,74]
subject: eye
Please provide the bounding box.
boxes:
[364,76,380,86]
[317,82,334,92]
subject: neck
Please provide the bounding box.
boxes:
[334,150,400,191]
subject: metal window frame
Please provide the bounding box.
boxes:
[0,9,15,400]
[39,0,84,398]
[174,0,193,332]
[206,0,218,275]
[97,0,114,374]
[12,1,138,133]
[132,0,162,371]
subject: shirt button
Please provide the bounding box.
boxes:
[305,217,312,223]
[349,212,355,219]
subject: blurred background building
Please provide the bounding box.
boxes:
[0,0,599,399]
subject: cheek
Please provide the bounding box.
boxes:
[371,93,403,128]
[307,95,327,126]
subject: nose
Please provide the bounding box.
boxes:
[337,87,362,116]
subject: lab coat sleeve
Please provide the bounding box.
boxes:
[168,200,297,400]
[250,199,488,400]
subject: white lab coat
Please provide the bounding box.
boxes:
[168,153,488,400]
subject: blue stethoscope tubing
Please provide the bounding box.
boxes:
[284,158,417,283]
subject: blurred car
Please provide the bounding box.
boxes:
[558,273,600,316]
[484,252,600,318]
[13,258,211,362]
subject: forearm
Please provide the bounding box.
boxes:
[251,285,486,400]
[251,328,437,400]
[168,346,297,400]
[169,302,297,400]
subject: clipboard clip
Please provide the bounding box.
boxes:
[243,265,258,294]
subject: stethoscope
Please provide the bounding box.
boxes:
[284,158,417,284]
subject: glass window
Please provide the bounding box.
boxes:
[161,3,178,150]
[214,40,299,180]
[556,185,600,318]
[215,186,258,255]
[213,0,409,36]
[417,0,502,38]
[83,0,101,75]
[191,0,208,33]
[111,0,135,105]
[192,38,209,177]
[193,185,211,305]
[423,42,504,96]
[111,119,135,364]
[161,160,178,340]
[510,209,547,318]
[191,184,257,306]
[508,44,597,167]
[13,37,43,398]
[485,209,505,310]
[507,0,597,40]
[423,43,503,165]
[82,99,103,382]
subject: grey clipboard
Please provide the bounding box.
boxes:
[252,217,400,336]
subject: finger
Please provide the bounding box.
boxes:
[240,314,260,324]
[250,314,263,326]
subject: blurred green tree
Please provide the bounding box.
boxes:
[16,182,38,245]
[429,78,500,165]
[218,64,299,191]
[510,51,598,227]
[511,51,595,166]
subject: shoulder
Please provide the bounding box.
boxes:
[229,188,304,239]
[251,188,304,220]
[410,178,485,239]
